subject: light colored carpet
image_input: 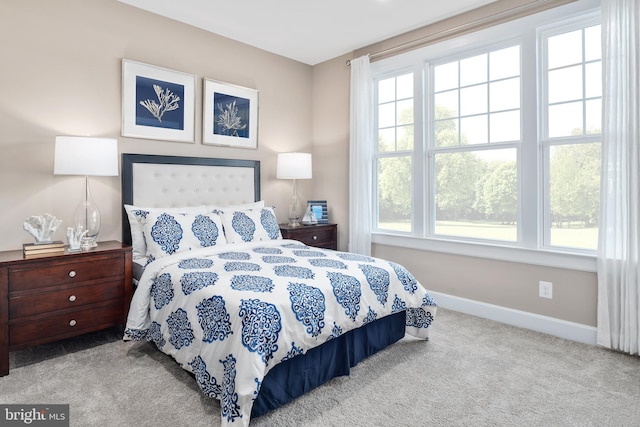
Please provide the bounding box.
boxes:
[2,309,639,426]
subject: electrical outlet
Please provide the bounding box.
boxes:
[539,281,553,299]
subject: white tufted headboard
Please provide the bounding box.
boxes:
[121,153,260,245]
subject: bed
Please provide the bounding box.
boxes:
[121,153,437,426]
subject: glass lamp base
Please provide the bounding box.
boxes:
[287,179,303,227]
[74,177,101,250]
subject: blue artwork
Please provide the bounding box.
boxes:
[213,93,250,138]
[312,205,323,221]
[136,76,185,130]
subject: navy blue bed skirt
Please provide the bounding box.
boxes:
[251,310,407,418]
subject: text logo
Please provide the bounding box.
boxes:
[1,405,69,426]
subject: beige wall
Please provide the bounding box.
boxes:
[310,55,352,251]
[0,0,313,251]
[1,0,597,327]
[371,246,597,326]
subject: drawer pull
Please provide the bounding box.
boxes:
[312,235,318,240]
[68,295,77,302]
[69,319,77,327]
[68,271,77,278]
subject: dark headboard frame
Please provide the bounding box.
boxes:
[121,153,261,245]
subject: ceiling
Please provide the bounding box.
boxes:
[118,0,497,65]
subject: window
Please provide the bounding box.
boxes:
[432,45,520,241]
[376,73,414,232]
[372,4,601,257]
[543,24,601,250]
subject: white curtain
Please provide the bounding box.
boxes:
[597,0,640,354]
[348,55,373,255]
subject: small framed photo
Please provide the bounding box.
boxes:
[203,78,258,149]
[122,59,196,143]
[307,200,328,224]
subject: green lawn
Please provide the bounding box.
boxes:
[378,220,597,250]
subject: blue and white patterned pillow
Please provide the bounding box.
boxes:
[124,204,209,260]
[141,211,227,259]
[125,201,264,261]
[219,206,282,244]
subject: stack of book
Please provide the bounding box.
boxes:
[23,241,65,258]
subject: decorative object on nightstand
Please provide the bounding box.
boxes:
[277,152,312,227]
[0,241,133,376]
[54,136,119,248]
[307,200,328,224]
[66,226,88,252]
[22,241,65,258]
[280,223,337,250]
[22,213,62,244]
[301,203,318,225]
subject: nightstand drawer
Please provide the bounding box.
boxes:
[9,279,124,318]
[9,255,123,292]
[280,223,337,250]
[9,300,123,348]
[294,228,335,247]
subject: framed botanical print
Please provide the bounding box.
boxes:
[202,78,258,149]
[122,59,196,143]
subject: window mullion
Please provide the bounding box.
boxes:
[413,63,425,236]
[521,29,539,248]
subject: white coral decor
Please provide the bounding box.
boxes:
[23,213,62,243]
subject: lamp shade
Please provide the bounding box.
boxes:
[54,136,119,176]
[276,152,312,179]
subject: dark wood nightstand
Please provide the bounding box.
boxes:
[0,241,132,376]
[279,223,337,250]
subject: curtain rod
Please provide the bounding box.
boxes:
[346,0,561,66]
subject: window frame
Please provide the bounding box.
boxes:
[373,67,419,235]
[370,0,601,272]
[426,39,524,244]
[538,15,602,254]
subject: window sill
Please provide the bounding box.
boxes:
[371,232,597,273]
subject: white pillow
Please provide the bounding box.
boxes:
[142,211,226,259]
[124,204,207,260]
[219,206,282,244]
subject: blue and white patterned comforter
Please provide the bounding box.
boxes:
[124,239,437,426]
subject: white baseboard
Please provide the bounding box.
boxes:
[429,291,597,346]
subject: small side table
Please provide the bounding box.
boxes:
[0,241,132,376]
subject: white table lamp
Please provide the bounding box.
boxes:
[54,136,118,247]
[277,152,312,227]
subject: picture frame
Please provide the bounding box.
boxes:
[203,78,258,149]
[307,200,328,224]
[122,59,196,143]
